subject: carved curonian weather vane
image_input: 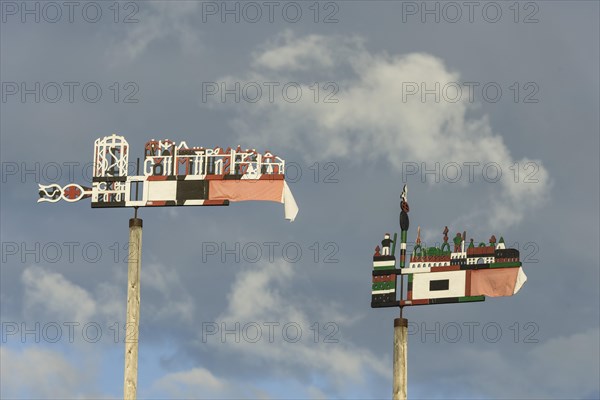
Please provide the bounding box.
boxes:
[37,134,298,400]
[38,134,298,220]
[372,185,527,400]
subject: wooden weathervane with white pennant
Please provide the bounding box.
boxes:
[37,134,298,400]
[371,185,527,400]
[38,134,298,219]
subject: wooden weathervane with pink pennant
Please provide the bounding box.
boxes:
[373,185,528,399]
[37,134,298,220]
[372,184,526,309]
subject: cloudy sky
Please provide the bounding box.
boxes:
[1,1,598,399]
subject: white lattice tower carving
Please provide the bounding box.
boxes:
[94,134,129,178]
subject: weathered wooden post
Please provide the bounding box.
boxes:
[124,217,142,400]
[392,317,408,400]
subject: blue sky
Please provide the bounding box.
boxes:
[1,1,599,399]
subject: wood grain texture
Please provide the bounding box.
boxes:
[124,219,142,400]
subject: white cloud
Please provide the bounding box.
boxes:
[207,260,388,395]
[1,347,84,399]
[153,367,226,398]
[20,264,193,327]
[306,385,328,400]
[22,266,97,322]
[253,30,365,71]
[94,279,126,324]
[151,367,278,399]
[142,262,195,324]
[106,2,203,65]
[218,31,552,230]
[9,265,198,398]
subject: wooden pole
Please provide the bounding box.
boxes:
[124,218,142,400]
[393,317,408,400]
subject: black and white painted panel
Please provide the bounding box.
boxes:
[411,270,466,300]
